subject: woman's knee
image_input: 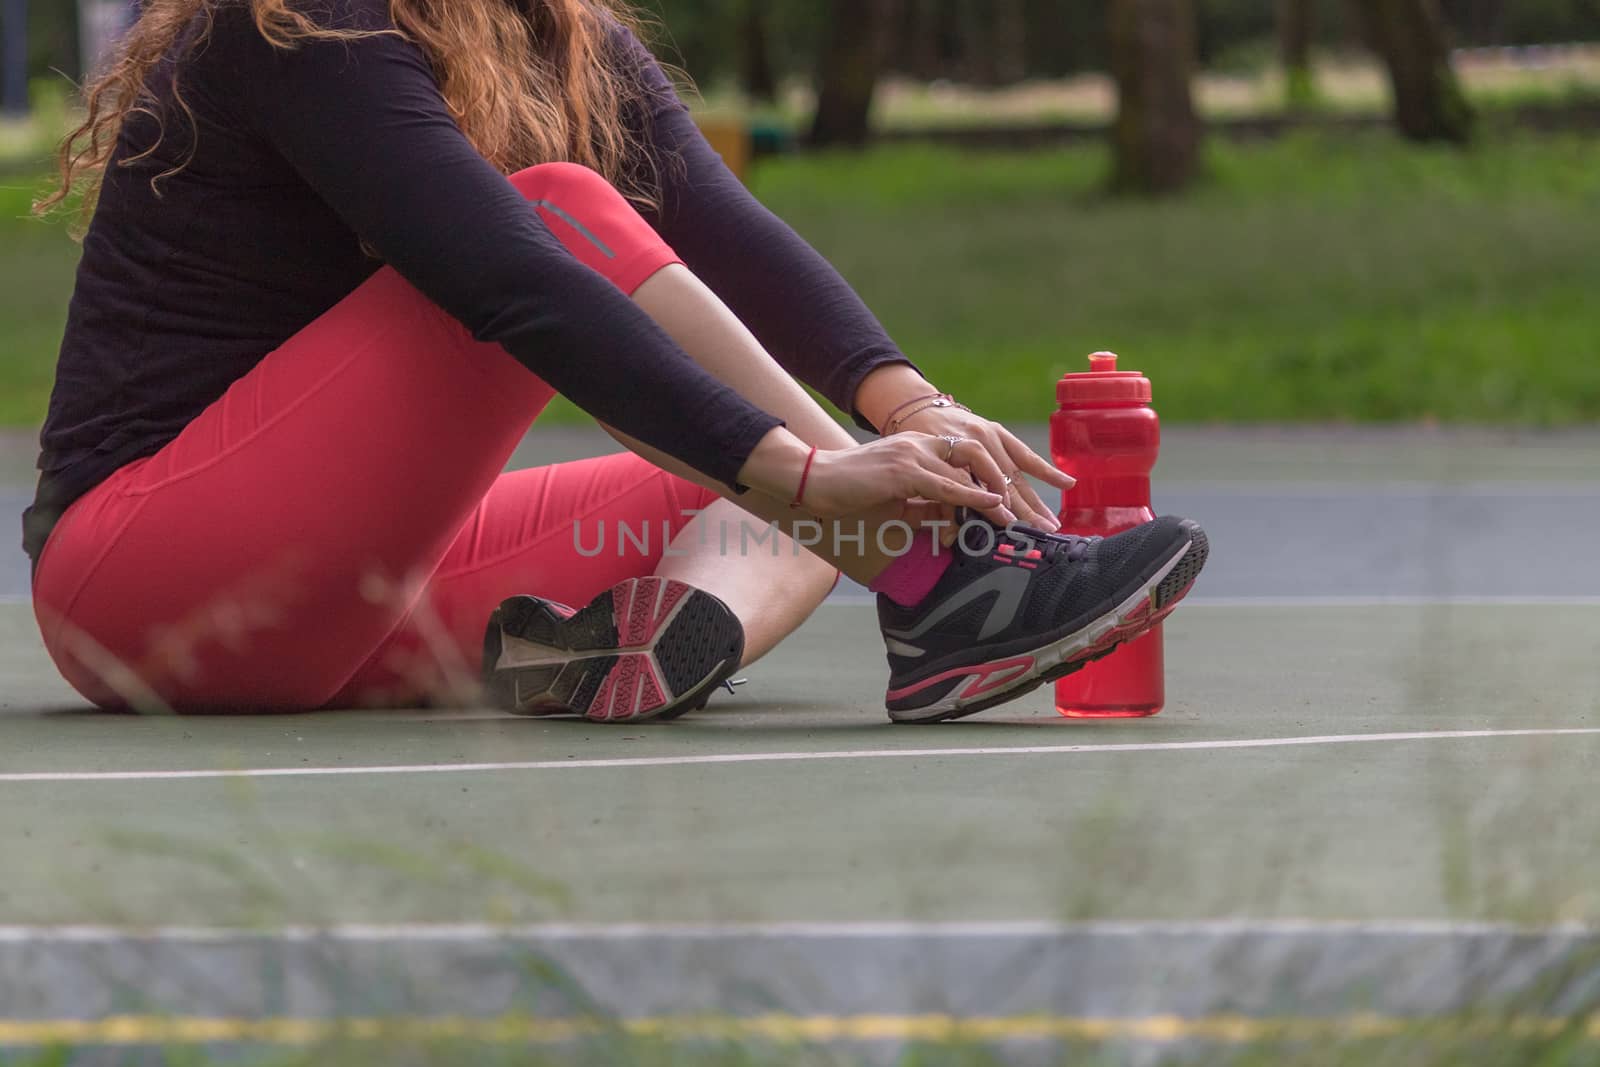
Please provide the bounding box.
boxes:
[505,163,680,295]
[507,161,618,203]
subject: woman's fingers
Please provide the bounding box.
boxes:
[942,422,1060,531]
[1002,427,1076,490]
[1012,478,1057,530]
[951,436,1008,496]
[940,437,1019,526]
[995,429,1073,530]
[914,472,1008,517]
[961,428,1057,530]
[906,433,1025,530]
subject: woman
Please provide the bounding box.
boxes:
[24,0,1207,723]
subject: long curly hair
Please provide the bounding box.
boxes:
[37,0,662,223]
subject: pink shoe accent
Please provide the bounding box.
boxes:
[613,658,640,719]
[586,653,670,721]
[960,658,1037,699]
[870,533,954,608]
[589,670,619,720]
[591,654,640,721]
[587,577,689,720]
[885,654,1036,703]
[637,663,667,712]
[616,579,652,647]
[613,577,689,649]
[651,580,689,635]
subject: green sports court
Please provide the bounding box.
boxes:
[3,424,1598,1064]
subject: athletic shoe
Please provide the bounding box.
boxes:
[482,577,745,723]
[878,516,1209,723]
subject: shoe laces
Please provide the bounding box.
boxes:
[1003,523,1095,564]
[954,514,1094,564]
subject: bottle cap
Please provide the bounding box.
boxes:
[1057,351,1152,406]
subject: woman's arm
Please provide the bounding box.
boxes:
[219,0,782,492]
[610,29,1070,529]
[613,29,937,433]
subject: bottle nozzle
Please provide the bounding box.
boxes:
[1057,351,1151,405]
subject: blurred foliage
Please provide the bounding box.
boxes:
[17,0,1597,89]
[747,134,1600,425]
[638,0,1598,91]
[22,0,80,85]
[636,0,824,94]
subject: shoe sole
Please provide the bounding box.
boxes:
[886,521,1209,724]
[482,578,744,724]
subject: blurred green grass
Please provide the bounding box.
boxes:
[0,175,78,426]
[10,1023,1600,1066]
[749,132,1600,426]
[3,131,1599,429]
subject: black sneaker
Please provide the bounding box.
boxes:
[878,516,1209,723]
[482,577,745,723]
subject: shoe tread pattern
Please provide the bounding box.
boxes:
[484,579,741,724]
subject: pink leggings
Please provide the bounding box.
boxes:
[32,163,720,712]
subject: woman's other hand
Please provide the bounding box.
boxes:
[737,428,1013,525]
[854,364,1073,533]
[893,402,1072,532]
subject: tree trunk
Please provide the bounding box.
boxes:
[951,0,1027,85]
[1452,0,1505,46]
[1348,0,1474,144]
[2,0,26,117]
[1276,0,1317,110]
[1107,0,1202,196]
[957,0,991,83]
[896,0,943,81]
[989,0,1028,85]
[738,0,777,105]
[809,0,897,149]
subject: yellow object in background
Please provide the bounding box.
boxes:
[694,118,750,182]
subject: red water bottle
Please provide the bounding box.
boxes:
[1050,352,1164,718]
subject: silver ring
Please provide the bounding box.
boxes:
[938,434,964,463]
[1002,472,1017,487]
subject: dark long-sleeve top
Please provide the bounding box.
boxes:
[21,0,913,563]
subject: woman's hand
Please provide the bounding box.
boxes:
[737,427,1012,525]
[853,364,1074,533]
[804,433,1021,525]
[893,403,1073,532]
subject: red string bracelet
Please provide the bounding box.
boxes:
[791,446,819,510]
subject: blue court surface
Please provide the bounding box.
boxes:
[2,425,1598,1064]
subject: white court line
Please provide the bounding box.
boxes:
[1,918,1596,944]
[4,728,1600,784]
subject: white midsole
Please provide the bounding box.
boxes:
[891,540,1194,721]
